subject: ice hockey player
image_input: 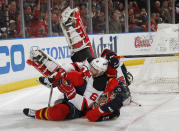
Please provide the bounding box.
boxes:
[101,48,133,86]
[24,5,131,122]
[23,57,131,122]
[59,6,133,87]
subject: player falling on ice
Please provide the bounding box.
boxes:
[23,7,132,122]
[24,55,131,122]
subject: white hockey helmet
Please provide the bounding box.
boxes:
[90,57,108,73]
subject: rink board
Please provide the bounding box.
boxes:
[0,31,178,93]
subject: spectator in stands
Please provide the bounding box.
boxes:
[108,0,114,17]
[40,0,47,13]
[16,14,21,37]
[150,13,158,31]
[144,12,158,32]
[109,10,122,33]
[51,13,62,36]
[8,1,22,38]
[128,9,143,32]
[92,0,100,7]
[155,13,163,24]
[8,20,17,38]
[8,1,18,21]
[40,11,48,34]
[140,8,148,29]
[160,0,172,23]
[128,1,140,13]
[118,2,125,12]
[92,5,97,18]
[1,0,177,39]
[128,1,134,10]
[0,1,7,38]
[117,2,125,32]
[52,7,60,16]
[24,0,36,9]
[134,11,144,26]
[28,10,47,37]
[79,4,88,29]
[100,0,105,13]
[24,6,33,28]
[92,6,101,33]
[152,1,161,14]
[93,12,105,34]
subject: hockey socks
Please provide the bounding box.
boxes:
[35,104,70,121]
[23,104,70,121]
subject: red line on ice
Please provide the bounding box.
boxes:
[119,96,175,131]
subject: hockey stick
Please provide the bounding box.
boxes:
[37,77,54,107]
[43,77,54,107]
[48,86,53,107]
[120,53,179,58]
[131,100,142,107]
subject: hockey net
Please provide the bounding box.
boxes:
[131,24,179,94]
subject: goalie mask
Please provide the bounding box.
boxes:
[90,57,108,75]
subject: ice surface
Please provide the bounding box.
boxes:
[0,66,179,131]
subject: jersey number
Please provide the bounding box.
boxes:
[90,93,98,101]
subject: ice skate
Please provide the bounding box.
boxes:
[23,108,36,118]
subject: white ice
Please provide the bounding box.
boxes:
[0,66,179,131]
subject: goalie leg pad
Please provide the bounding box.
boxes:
[27,50,60,77]
[60,7,94,56]
[27,59,52,77]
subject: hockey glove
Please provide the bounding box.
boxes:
[58,80,76,100]
[38,76,56,88]
[86,108,111,122]
[104,51,119,69]
[86,108,103,122]
[108,57,119,68]
[51,68,66,87]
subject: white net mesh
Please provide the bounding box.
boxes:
[131,24,179,94]
[132,57,179,94]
